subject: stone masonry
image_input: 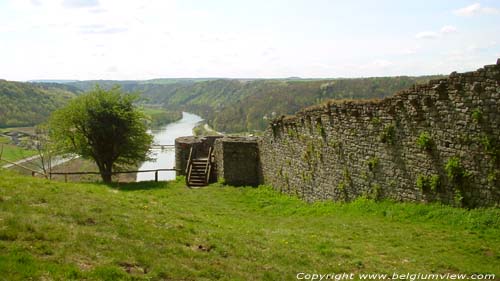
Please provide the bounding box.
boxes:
[175,60,500,207]
[214,137,260,186]
[259,60,500,207]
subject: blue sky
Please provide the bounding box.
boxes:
[0,0,499,80]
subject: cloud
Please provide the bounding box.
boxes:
[401,45,421,55]
[440,25,457,34]
[62,0,99,9]
[453,3,500,16]
[358,59,393,69]
[106,66,118,73]
[79,24,128,34]
[415,31,439,39]
[416,25,457,40]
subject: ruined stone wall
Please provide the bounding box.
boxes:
[214,137,260,186]
[259,60,500,207]
[175,136,222,176]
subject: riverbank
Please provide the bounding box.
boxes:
[142,107,182,128]
[192,122,221,136]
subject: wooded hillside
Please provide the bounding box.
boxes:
[0,80,79,127]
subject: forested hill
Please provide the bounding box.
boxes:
[0,80,79,127]
[147,77,446,132]
[70,76,443,133]
[0,75,444,131]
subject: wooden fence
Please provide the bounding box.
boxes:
[49,168,179,182]
[1,144,179,183]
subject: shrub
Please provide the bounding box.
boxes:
[430,175,440,191]
[366,157,379,172]
[416,174,440,192]
[471,108,483,123]
[416,175,428,191]
[379,124,396,144]
[445,157,469,183]
[416,132,433,150]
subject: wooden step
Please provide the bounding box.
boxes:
[186,152,212,187]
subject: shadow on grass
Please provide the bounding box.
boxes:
[103,180,183,191]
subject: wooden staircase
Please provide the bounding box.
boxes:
[186,147,213,187]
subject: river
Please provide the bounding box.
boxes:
[136,112,203,182]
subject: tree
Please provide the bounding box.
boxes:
[50,86,153,183]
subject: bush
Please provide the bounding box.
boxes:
[416,174,440,192]
[445,157,468,183]
[366,157,379,172]
[471,108,483,123]
[416,132,433,150]
[379,124,396,144]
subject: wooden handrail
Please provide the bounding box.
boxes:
[186,147,193,185]
[185,147,193,174]
[204,147,212,175]
[49,168,178,176]
[49,168,179,182]
[204,147,213,185]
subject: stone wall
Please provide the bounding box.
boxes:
[259,60,500,207]
[175,136,222,176]
[214,137,260,186]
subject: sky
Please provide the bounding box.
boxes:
[0,0,499,81]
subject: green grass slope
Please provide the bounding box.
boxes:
[0,144,37,162]
[0,171,498,280]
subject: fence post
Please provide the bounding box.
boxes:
[64,174,68,183]
[31,171,35,177]
[155,170,158,182]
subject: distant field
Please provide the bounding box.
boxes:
[0,126,36,135]
[0,170,498,280]
[0,144,37,163]
[141,107,182,128]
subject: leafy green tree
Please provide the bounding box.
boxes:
[50,86,153,183]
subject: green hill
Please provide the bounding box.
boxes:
[70,75,445,133]
[0,80,80,127]
[0,170,498,280]
[0,75,446,131]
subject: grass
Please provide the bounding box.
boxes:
[141,107,167,115]
[140,107,182,128]
[0,136,10,144]
[0,170,499,280]
[0,127,35,135]
[0,144,37,163]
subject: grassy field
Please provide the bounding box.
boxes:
[0,170,498,280]
[0,127,37,163]
[0,144,37,163]
[141,107,182,128]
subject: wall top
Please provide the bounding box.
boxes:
[215,136,259,143]
[271,59,500,127]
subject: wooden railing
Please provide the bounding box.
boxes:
[185,147,193,185]
[150,145,175,150]
[204,147,213,185]
[49,168,179,182]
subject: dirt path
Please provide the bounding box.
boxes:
[1,154,78,170]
